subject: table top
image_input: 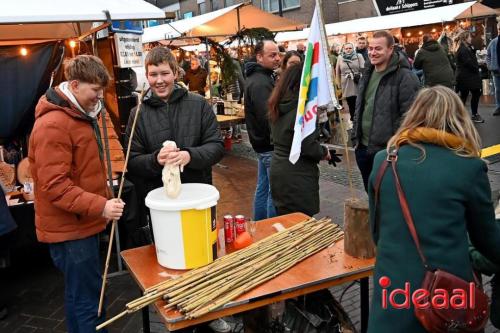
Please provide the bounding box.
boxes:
[216,115,245,126]
[121,212,375,330]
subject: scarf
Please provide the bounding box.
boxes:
[394,127,476,155]
[59,82,104,160]
[342,43,358,62]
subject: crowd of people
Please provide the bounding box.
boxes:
[1,19,500,333]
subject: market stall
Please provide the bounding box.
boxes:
[0,0,165,250]
[275,1,497,49]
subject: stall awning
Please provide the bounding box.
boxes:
[275,1,497,42]
[143,3,305,43]
[0,0,166,42]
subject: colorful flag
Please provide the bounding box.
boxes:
[289,5,333,164]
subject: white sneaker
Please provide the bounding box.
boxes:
[208,318,231,333]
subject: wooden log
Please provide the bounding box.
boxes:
[343,198,376,259]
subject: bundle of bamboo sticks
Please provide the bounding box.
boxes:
[97,217,343,330]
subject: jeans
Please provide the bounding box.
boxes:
[253,151,277,220]
[493,75,500,109]
[355,145,378,191]
[49,235,107,333]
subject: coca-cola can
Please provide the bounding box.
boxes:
[224,215,234,243]
[235,215,246,235]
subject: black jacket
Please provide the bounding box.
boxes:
[352,52,420,153]
[455,43,482,91]
[270,99,326,217]
[244,62,275,153]
[414,40,455,88]
[126,85,224,197]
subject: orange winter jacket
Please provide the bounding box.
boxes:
[28,87,109,243]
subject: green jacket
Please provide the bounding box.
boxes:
[269,99,327,216]
[367,144,500,333]
[414,40,455,88]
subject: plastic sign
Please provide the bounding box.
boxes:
[114,33,144,68]
[372,0,455,16]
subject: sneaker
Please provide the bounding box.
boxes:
[208,318,231,333]
[494,108,500,116]
[471,114,485,123]
[491,274,500,329]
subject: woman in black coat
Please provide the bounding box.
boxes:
[268,64,330,216]
[454,31,484,123]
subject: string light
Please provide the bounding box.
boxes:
[432,28,437,33]
[418,31,423,35]
[406,32,411,37]
[69,40,77,48]
[19,47,28,56]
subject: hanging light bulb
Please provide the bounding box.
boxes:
[69,40,77,48]
[406,32,411,37]
[20,47,28,56]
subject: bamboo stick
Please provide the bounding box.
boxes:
[98,87,147,318]
[98,218,343,330]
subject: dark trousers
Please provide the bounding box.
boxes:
[346,96,357,121]
[458,88,481,115]
[49,235,107,333]
[355,145,378,191]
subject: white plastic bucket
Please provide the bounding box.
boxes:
[145,183,220,269]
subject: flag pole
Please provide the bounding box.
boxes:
[315,0,355,199]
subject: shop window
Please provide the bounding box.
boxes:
[198,1,207,14]
[261,0,299,12]
[224,0,234,7]
[211,0,221,10]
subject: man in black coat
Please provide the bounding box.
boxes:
[244,40,281,220]
[352,30,420,190]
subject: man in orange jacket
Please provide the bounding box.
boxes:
[29,55,124,333]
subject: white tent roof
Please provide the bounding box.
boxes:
[276,1,496,42]
[0,0,165,42]
[143,3,304,43]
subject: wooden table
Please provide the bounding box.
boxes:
[121,213,375,332]
[216,115,245,127]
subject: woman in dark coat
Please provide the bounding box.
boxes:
[454,31,484,123]
[367,86,500,332]
[268,64,330,216]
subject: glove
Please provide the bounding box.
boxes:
[328,149,342,167]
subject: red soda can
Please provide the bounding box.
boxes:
[235,215,246,236]
[224,215,234,243]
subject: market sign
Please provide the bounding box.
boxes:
[114,33,143,68]
[372,0,455,16]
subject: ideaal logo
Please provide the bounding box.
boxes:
[379,276,476,310]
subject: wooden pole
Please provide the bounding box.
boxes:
[97,86,146,317]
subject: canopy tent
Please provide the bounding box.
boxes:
[143,3,304,44]
[0,0,166,43]
[275,1,497,42]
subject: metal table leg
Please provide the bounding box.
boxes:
[142,304,150,333]
[360,277,369,333]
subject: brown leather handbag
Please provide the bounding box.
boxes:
[374,150,490,333]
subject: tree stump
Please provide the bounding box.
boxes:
[344,198,376,259]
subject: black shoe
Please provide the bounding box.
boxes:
[491,274,500,329]
[471,114,485,123]
[494,108,500,116]
[0,306,7,320]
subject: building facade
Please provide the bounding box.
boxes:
[147,0,471,25]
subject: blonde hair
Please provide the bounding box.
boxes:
[387,86,481,158]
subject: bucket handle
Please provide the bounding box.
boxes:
[194,201,218,210]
